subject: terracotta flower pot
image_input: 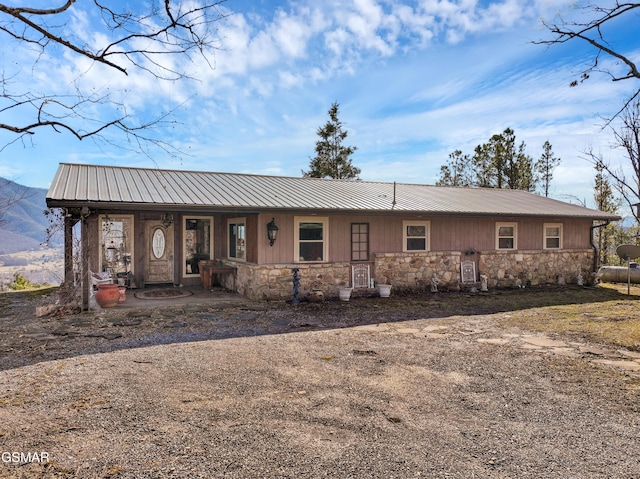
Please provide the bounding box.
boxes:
[95,283,120,308]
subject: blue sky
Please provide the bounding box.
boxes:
[1,0,639,209]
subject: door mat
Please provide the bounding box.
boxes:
[134,289,193,300]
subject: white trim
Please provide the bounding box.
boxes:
[543,223,563,250]
[496,222,517,250]
[294,216,329,263]
[402,220,430,252]
[182,215,214,278]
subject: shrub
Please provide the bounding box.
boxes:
[9,272,39,291]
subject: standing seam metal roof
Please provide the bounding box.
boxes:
[45,163,620,220]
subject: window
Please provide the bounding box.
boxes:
[496,222,517,250]
[403,221,430,252]
[183,217,212,276]
[544,223,562,249]
[100,215,134,275]
[295,217,328,262]
[228,218,246,261]
[351,223,369,261]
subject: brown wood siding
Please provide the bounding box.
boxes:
[430,217,495,251]
[90,211,595,272]
[563,219,593,249]
[255,214,595,265]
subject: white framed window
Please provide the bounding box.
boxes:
[183,216,213,277]
[228,217,246,261]
[403,221,430,252]
[294,216,329,262]
[544,223,563,250]
[496,222,517,250]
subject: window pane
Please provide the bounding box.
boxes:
[299,242,324,261]
[236,224,245,259]
[407,225,426,237]
[300,222,323,240]
[499,238,514,249]
[407,238,426,250]
[498,226,514,236]
[185,219,211,274]
[546,238,560,249]
[229,224,237,258]
[546,227,560,237]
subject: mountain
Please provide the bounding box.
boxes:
[0,178,60,254]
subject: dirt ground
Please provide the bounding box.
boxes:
[1,286,640,478]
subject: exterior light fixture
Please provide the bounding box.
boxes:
[267,218,279,246]
[162,212,174,227]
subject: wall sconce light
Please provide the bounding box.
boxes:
[162,212,174,228]
[267,218,279,247]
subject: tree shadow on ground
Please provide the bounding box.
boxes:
[0,284,637,371]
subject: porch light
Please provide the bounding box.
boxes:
[162,212,174,227]
[267,218,279,247]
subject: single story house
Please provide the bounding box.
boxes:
[46,163,620,308]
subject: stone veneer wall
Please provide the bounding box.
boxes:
[478,249,594,287]
[225,248,595,300]
[374,249,595,289]
[229,261,352,300]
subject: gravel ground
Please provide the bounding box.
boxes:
[1,289,639,478]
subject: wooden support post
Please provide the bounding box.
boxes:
[81,216,90,311]
[64,215,75,286]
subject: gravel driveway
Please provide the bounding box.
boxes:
[1,289,639,478]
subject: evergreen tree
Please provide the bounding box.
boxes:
[437,129,556,193]
[471,128,536,191]
[535,141,561,197]
[436,150,473,186]
[593,162,621,265]
[303,102,360,180]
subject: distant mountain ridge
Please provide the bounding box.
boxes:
[0,178,60,254]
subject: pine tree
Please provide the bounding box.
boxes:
[535,141,561,197]
[303,102,360,180]
[594,162,621,265]
[471,128,536,191]
[436,150,473,186]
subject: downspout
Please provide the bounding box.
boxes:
[590,221,610,274]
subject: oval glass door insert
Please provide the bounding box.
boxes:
[152,228,166,259]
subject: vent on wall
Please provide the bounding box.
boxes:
[352,264,371,289]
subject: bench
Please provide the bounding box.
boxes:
[199,261,237,291]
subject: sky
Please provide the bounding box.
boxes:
[0,0,639,210]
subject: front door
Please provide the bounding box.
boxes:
[145,220,174,283]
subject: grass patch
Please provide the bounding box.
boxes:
[496,284,640,350]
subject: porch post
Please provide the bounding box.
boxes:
[81,215,90,311]
[64,215,75,286]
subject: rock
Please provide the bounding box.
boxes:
[36,305,60,317]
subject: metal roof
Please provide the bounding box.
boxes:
[46,163,619,220]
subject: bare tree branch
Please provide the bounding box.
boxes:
[582,100,640,222]
[0,1,228,151]
[535,2,640,121]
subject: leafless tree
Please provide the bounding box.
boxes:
[536,2,640,121]
[583,100,640,222]
[0,1,228,155]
